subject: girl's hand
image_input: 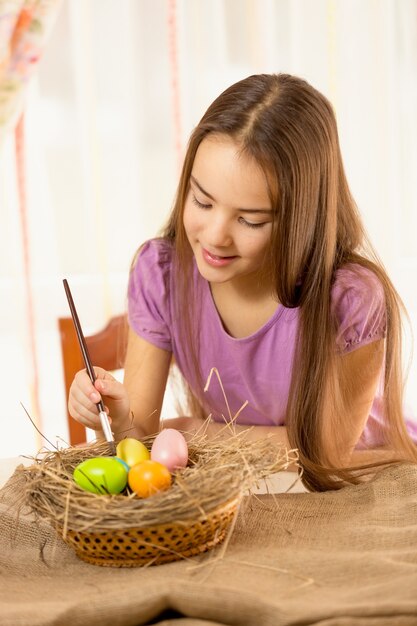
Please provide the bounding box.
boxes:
[68,367,130,434]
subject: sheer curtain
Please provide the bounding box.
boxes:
[1,0,416,458]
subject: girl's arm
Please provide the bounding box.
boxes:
[68,328,172,441]
[165,416,291,448]
[121,328,173,438]
[165,339,386,470]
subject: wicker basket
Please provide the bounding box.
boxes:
[58,495,239,567]
[17,435,295,568]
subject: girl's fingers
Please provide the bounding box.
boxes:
[69,367,124,429]
[73,370,99,399]
[69,388,102,425]
[72,368,121,402]
[71,381,101,411]
[70,398,112,428]
[70,402,112,430]
[94,367,116,382]
[94,377,125,401]
[89,389,102,403]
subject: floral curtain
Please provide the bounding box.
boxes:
[0,0,62,143]
[0,0,61,454]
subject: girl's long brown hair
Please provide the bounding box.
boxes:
[162,73,417,490]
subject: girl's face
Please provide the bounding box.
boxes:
[183,134,273,290]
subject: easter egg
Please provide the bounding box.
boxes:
[116,437,150,467]
[150,428,188,472]
[128,460,172,498]
[73,457,128,495]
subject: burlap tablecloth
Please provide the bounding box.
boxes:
[1,462,416,626]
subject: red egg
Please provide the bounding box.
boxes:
[150,428,188,472]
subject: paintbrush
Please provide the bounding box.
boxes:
[63,278,116,456]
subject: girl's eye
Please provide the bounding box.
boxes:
[191,193,268,229]
[238,217,267,229]
[192,195,211,210]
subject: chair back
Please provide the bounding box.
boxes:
[58,314,128,445]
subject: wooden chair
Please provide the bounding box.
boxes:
[58,314,129,446]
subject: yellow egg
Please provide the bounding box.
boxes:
[116,437,150,468]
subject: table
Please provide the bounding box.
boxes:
[1,455,416,625]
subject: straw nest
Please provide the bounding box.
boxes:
[16,431,297,532]
[10,429,299,566]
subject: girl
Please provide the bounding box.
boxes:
[69,73,417,491]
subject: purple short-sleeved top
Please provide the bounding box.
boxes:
[128,239,417,448]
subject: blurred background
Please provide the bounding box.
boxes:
[1,0,417,458]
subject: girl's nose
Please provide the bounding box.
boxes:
[206,216,233,248]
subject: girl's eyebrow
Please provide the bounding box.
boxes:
[190,175,272,214]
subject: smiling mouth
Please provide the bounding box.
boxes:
[202,248,238,267]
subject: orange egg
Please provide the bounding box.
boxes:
[128,460,172,498]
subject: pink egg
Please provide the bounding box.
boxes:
[150,428,188,472]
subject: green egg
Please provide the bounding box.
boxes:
[73,456,128,495]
